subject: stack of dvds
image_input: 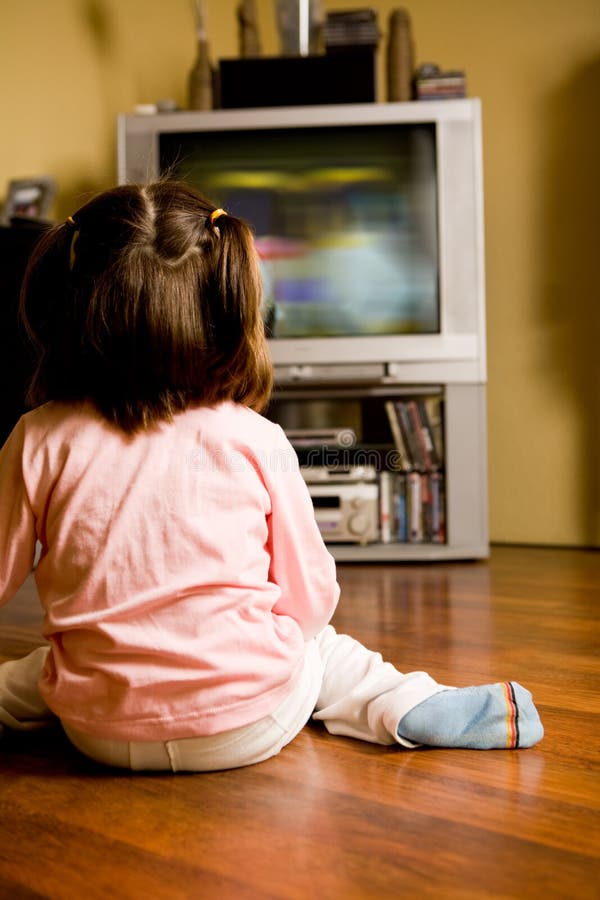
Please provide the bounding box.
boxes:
[414,63,466,100]
[324,9,380,51]
[381,395,446,544]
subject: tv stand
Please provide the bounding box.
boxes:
[117,98,488,560]
[268,368,488,561]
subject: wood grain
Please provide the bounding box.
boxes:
[0,545,598,899]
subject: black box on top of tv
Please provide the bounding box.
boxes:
[217,50,376,109]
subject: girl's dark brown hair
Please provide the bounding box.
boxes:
[20,181,273,432]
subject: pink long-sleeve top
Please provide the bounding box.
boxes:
[0,401,340,740]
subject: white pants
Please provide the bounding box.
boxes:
[0,627,447,771]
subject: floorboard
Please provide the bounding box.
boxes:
[0,546,598,899]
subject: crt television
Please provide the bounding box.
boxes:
[118,99,485,383]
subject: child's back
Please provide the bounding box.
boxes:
[5,398,338,741]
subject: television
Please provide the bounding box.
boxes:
[118,99,485,383]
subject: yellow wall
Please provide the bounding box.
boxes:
[2,0,599,546]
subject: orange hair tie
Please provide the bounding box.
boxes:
[210,208,227,224]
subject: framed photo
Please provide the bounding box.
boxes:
[1,177,56,224]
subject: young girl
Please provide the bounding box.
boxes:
[0,181,542,770]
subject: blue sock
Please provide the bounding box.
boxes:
[397,682,543,749]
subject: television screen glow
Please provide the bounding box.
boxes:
[160,124,439,338]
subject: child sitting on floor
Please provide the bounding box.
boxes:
[0,181,543,770]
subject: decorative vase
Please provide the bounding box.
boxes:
[387,8,414,103]
[188,0,213,110]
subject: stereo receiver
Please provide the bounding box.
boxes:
[307,481,379,544]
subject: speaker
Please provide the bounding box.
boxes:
[218,50,376,109]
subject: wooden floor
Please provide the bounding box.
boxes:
[0,545,598,899]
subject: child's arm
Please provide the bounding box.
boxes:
[0,420,38,605]
[261,425,340,640]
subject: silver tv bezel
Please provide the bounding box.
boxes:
[118,98,486,384]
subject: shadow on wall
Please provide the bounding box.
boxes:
[54,0,119,221]
[540,55,600,547]
[81,0,114,56]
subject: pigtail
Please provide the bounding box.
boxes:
[205,207,273,412]
[19,221,79,408]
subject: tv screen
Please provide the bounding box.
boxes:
[160,123,439,339]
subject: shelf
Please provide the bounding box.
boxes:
[268,380,488,562]
[329,541,489,563]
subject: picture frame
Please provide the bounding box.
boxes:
[1,176,56,224]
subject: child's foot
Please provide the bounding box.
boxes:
[397,682,543,749]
